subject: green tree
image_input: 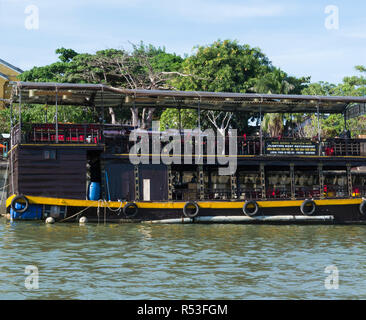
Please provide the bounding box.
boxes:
[20,44,185,127]
[300,66,366,138]
[161,40,308,133]
[159,109,198,131]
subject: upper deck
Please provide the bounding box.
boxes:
[10,122,366,162]
[6,81,366,164]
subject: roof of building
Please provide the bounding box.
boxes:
[9,81,366,114]
[0,58,23,74]
[0,72,9,80]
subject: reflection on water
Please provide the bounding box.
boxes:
[1,218,366,299]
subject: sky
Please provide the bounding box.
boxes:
[0,0,365,85]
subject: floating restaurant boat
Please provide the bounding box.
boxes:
[3,81,366,224]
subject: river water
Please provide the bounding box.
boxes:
[1,218,366,300]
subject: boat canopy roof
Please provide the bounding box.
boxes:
[9,81,366,114]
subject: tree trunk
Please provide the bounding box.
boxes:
[141,108,155,129]
[109,107,116,125]
[130,107,139,127]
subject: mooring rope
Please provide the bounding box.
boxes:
[0,161,9,211]
[56,199,124,223]
[58,205,93,223]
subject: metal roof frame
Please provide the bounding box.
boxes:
[9,81,366,114]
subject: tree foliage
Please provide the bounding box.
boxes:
[161,39,308,132]
[300,66,366,138]
[20,43,185,127]
[13,40,365,139]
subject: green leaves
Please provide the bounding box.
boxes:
[301,65,366,138]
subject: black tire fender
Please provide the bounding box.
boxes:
[183,201,200,218]
[11,195,29,214]
[123,202,138,218]
[242,200,259,217]
[300,199,316,216]
[359,200,366,216]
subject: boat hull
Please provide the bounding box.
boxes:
[5,195,366,224]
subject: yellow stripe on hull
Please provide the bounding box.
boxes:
[6,194,363,210]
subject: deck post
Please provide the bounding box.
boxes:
[259,106,263,155]
[231,172,237,199]
[178,107,182,134]
[10,101,13,146]
[318,163,324,199]
[198,165,204,200]
[18,89,22,144]
[167,165,173,200]
[347,163,352,197]
[317,104,321,156]
[260,163,266,199]
[101,85,105,124]
[134,165,140,201]
[290,163,295,200]
[55,88,59,144]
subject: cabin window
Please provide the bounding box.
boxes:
[43,150,57,160]
[266,170,292,199]
[323,170,347,198]
[238,171,262,200]
[294,169,320,199]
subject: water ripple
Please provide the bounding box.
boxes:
[1,219,366,299]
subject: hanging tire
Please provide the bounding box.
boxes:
[123,202,138,218]
[300,199,316,216]
[359,200,366,216]
[183,201,199,218]
[242,200,259,217]
[11,195,29,214]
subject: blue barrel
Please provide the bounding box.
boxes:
[10,204,43,220]
[88,182,101,201]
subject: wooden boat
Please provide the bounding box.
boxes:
[3,81,366,224]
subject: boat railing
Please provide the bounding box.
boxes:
[294,186,321,199]
[12,123,104,145]
[172,188,199,201]
[204,188,233,200]
[172,184,364,201]
[323,184,349,198]
[238,188,263,200]
[10,123,366,157]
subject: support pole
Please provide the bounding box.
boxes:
[168,165,173,201]
[18,89,22,144]
[101,86,105,124]
[178,107,182,134]
[290,163,295,200]
[231,172,237,199]
[317,104,321,156]
[198,165,204,200]
[259,106,263,155]
[10,102,13,146]
[55,88,59,144]
[260,163,266,199]
[318,163,324,199]
[198,101,201,131]
[134,165,140,201]
[197,100,202,164]
[347,164,352,198]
